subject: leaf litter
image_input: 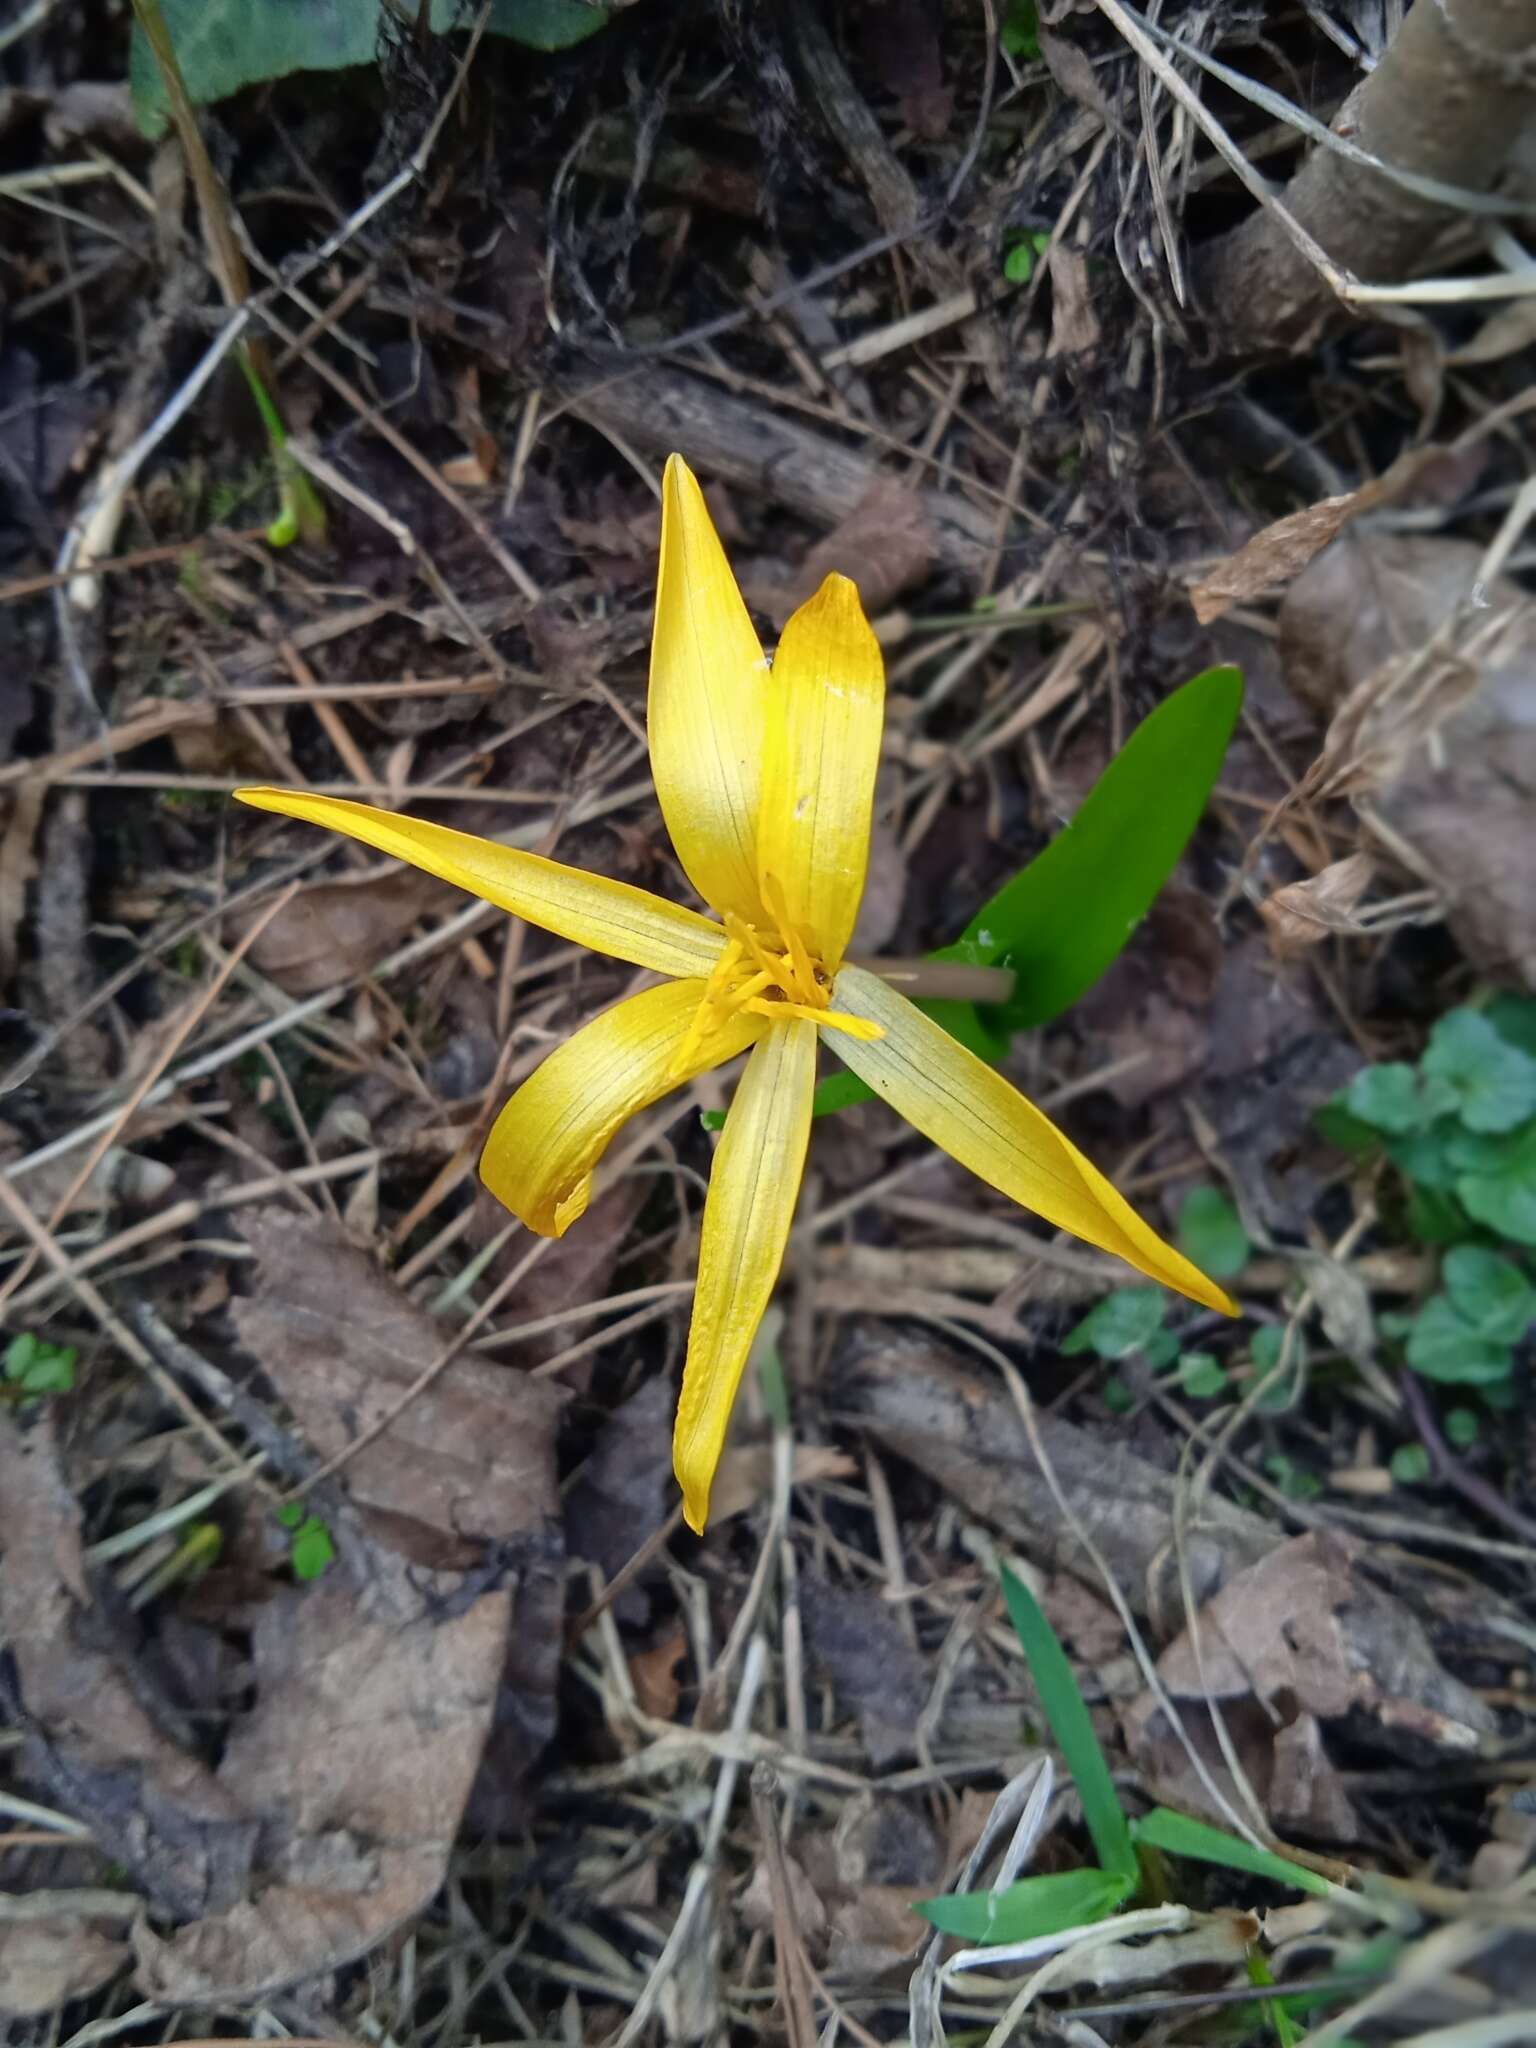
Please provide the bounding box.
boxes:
[5,4,1536,2042]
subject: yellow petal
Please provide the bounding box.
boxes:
[757,572,884,968]
[649,455,773,925]
[234,787,726,979]
[673,1018,816,1530]
[481,979,764,1237]
[827,966,1239,1315]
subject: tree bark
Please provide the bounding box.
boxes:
[1199,0,1536,350]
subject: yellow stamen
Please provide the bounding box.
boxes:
[746,999,884,1039]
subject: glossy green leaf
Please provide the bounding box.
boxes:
[813,664,1243,1116]
[1130,1807,1331,1895]
[1000,1566,1136,1880]
[133,0,608,133]
[915,1864,1131,1945]
[1389,1442,1431,1484]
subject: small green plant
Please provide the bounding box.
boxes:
[1003,229,1051,283]
[1176,1185,1251,1280]
[914,1566,1333,1952]
[1319,999,1536,1408]
[1001,0,1041,60]
[3,1332,78,1403]
[276,1502,337,1581]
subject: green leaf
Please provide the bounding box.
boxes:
[1445,1406,1481,1449]
[1102,1374,1134,1413]
[1250,1323,1306,1407]
[1130,1807,1331,1896]
[275,1501,304,1529]
[133,0,607,134]
[811,665,1242,1119]
[1142,1325,1179,1369]
[1263,1453,1321,1500]
[1404,1183,1472,1245]
[1345,1063,1452,1135]
[1176,1186,1250,1279]
[1405,1294,1512,1385]
[999,1566,1137,1880]
[1486,993,1536,1060]
[915,1865,1131,1945]
[1389,1443,1432,1484]
[1314,1095,1381,1155]
[1387,1120,1459,1190]
[1441,1245,1536,1343]
[1061,1286,1167,1360]
[1177,1350,1228,1399]
[288,1515,337,1581]
[4,1333,77,1396]
[1004,240,1038,284]
[1000,0,1040,59]
[1456,1119,1536,1246]
[1421,1010,1536,1134]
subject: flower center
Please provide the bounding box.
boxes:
[669,878,882,1076]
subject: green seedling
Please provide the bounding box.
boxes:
[3,1332,78,1403]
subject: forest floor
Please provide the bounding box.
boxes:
[2,4,1535,2046]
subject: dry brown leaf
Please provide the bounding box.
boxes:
[768,477,935,629]
[0,1213,564,2007]
[740,1848,829,1946]
[1259,852,1376,959]
[823,1886,927,1981]
[236,870,447,996]
[1126,1531,1493,1838]
[629,1628,688,1722]
[1191,447,1449,624]
[0,1919,131,2019]
[1046,242,1101,357]
[708,1441,856,1525]
[1280,533,1536,984]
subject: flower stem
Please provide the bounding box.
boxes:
[852,956,1016,1005]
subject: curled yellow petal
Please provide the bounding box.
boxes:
[827,966,1239,1315]
[234,787,726,979]
[756,572,884,969]
[674,1018,816,1531]
[481,979,764,1237]
[649,455,773,925]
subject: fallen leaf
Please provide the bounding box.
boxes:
[856,0,952,139]
[1259,852,1377,958]
[629,1628,688,1721]
[1192,447,1452,624]
[740,1848,829,1946]
[1125,1531,1493,1838]
[564,1374,674,1625]
[768,477,935,629]
[236,869,447,996]
[1280,532,1536,984]
[1046,242,1101,356]
[0,1214,564,2006]
[708,1441,856,1525]
[801,1574,929,1767]
[0,1919,130,2019]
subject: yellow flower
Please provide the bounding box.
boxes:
[237,455,1236,1531]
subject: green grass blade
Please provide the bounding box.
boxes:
[914,1865,1131,1945]
[1131,1807,1331,1896]
[1000,1566,1137,1881]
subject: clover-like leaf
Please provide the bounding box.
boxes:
[1405,1294,1513,1385]
[1422,1010,1536,1134]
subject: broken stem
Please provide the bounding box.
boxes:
[852,956,1015,1005]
